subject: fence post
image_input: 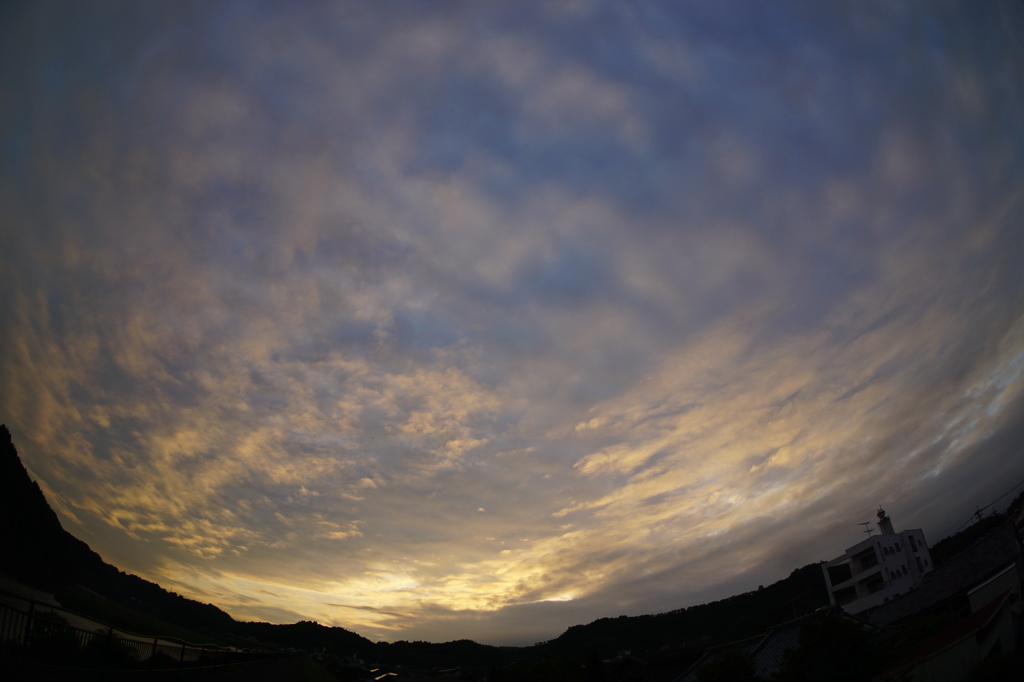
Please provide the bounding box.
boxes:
[104,627,115,669]
[179,641,187,669]
[149,637,159,670]
[22,602,34,652]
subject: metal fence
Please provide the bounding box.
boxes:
[0,590,281,677]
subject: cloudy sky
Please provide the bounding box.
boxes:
[2,0,1024,646]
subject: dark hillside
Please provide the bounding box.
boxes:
[0,424,88,588]
[0,424,374,652]
[378,638,515,670]
[535,561,829,661]
[0,425,236,632]
[235,620,377,659]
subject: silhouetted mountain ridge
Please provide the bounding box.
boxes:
[0,425,374,651]
[1,426,238,628]
[0,424,103,588]
[535,562,829,660]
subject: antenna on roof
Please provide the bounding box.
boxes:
[858,521,874,537]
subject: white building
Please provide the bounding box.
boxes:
[822,508,933,615]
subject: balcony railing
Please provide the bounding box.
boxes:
[0,589,284,677]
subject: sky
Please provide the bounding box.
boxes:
[2,0,1024,647]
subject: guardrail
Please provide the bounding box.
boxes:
[0,589,282,677]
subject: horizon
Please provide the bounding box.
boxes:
[2,1,1023,647]
[6,419,1020,647]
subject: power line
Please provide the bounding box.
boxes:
[953,475,1024,533]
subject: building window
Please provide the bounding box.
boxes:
[856,549,878,571]
[835,586,857,605]
[828,564,852,585]
[866,574,886,594]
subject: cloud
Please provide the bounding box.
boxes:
[1,0,1023,646]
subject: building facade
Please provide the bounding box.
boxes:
[822,508,933,615]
